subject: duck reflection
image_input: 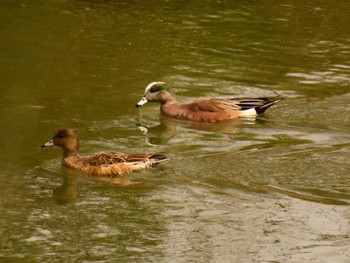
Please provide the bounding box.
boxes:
[52,171,79,205]
[137,117,178,146]
[52,170,140,205]
[137,115,258,145]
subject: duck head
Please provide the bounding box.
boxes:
[136,82,177,107]
[41,128,79,154]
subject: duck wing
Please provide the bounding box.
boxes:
[190,97,283,114]
[85,152,127,166]
[123,153,167,165]
[187,99,238,112]
[86,152,167,167]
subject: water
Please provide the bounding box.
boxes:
[1,1,349,262]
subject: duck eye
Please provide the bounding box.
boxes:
[57,133,65,138]
[150,86,161,93]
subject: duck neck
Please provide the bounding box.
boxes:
[162,97,178,106]
[63,148,80,159]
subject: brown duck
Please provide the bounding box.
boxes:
[41,128,167,176]
[136,82,284,123]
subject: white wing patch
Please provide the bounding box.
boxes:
[241,108,257,117]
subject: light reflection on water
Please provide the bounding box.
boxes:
[1,0,350,262]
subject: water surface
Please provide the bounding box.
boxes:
[1,1,349,262]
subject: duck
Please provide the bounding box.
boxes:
[41,128,167,176]
[136,82,284,123]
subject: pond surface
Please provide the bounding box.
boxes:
[1,0,350,262]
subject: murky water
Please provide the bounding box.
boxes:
[1,0,349,262]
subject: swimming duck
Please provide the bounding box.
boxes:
[41,128,167,176]
[136,82,284,123]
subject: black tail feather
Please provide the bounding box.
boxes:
[237,97,285,114]
[150,154,168,162]
[255,97,285,114]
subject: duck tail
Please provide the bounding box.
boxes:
[255,97,285,114]
[150,154,168,165]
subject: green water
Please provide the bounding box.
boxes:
[1,1,349,262]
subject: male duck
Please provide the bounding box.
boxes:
[136,82,284,123]
[41,128,167,176]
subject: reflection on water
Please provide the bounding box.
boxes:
[1,0,350,262]
[137,115,254,146]
[52,172,79,205]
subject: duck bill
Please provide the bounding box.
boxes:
[135,97,148,107]
[41,140,55,148]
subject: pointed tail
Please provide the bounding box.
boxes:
[255,97,285,114]
[150,154,168,166]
